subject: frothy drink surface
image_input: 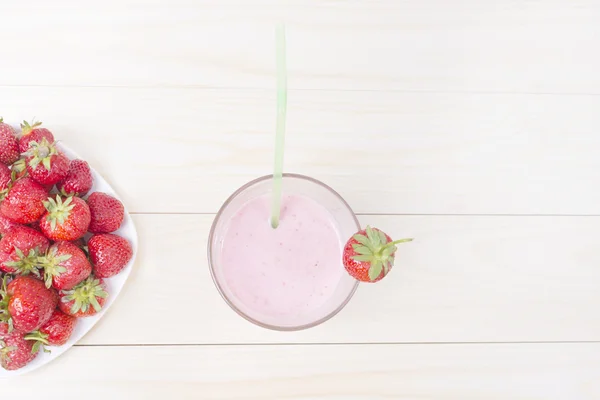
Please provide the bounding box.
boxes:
[220,194,344,318]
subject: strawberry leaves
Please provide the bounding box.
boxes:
[61,277,108,315]
[0,277,13,333]
[4,247,44,278]
[349,226,413,282]
[43,195,75,232]
[23,138,57,172]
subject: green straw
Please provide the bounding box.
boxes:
[270,24,287,229]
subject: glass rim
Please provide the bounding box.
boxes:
[207,173,361,331]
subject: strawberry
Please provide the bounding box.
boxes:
[57,159,93,196]
[0,322,8,338]
[59,276,108,317]
[0,163,11,201]
[0,330,39,370]
[0,225,49,276]
[342,226,412,283]
[24,137,70,186]
[1,276,58,333]
[0,177,48,224]
[0,215,19,237]
[88,234,132,278]
[0,118,20,165]
[9,158,28,181]
[41,242,92,290]
[25,309,77,351]
[87,192,124,233]
[39,195,91,241]
[18,120,54,153]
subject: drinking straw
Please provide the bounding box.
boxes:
[270,24,287,229]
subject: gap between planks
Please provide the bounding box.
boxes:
[1,84,600,96]
[129,212,600,217]
[73,341,600,347]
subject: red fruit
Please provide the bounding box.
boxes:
[57,160,93,197]
[0,163,11,202]
[24,137,70,186]
[3,276,58,333]
[87,192,124,233]
[88,234,132,278]
[0,322,8,338]
[0,178,48,224]
[342,226,412,283]
[59,276,108,317]
[41,242,92,290]
[18,121,54,153]
[0,118,20,165]
[0,215,19,236]
[0,225,49,276]
[0,330,39,370]
[25,309,77,351]
[0,163,11,189]
[39,195,90,241]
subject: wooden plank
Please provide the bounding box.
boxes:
[2,87,600,214]
[1,1,599,93]
[3,343,600,399]
[77,214,600,345]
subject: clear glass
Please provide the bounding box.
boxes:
[208,174,360,331]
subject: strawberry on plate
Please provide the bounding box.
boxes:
[0,276,58,333]
[18,121,54,153]
[342,226,412,283]
[88,234,132,278]
[87,192,124,233]
[0,215,19,237]
[0,330,39,370]
[59,276,108,317]
[0,178,48,224]
[41,241,92,290]
[0,322,8,338]
[0,118,20,165]
[0,163,11,201]
[57,159,93,197]
[24,138,70,186]
[0,225,49,276]
[25,308,77,351]
[39,195,91,241]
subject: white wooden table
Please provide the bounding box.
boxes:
[2,1,600,398]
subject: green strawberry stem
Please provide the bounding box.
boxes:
[4,247,44,278]
[0,344,17,356]
[352,226,413,281]
[24,331,51,354]
[381,238,414,250]
[38,247,71,289]
[62,277,108,315]
[0,276,13,332]
[24,138,57,171]
[44,195,76,232]
[20,120,42,136]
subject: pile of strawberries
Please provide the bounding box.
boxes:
[0,119,132,371]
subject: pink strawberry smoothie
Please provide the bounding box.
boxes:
[219,194,345,321]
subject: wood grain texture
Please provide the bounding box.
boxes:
[76,214,600,345]
[2,0,598,393]
[2,87,599,214]
[1,1,599,93]
[3,343,600,399]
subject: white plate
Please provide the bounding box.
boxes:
[0,142,138,378]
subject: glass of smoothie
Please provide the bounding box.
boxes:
[208,174,360,330]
